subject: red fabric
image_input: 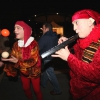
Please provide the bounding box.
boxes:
[67,23,100,99]
[20,76,43,100]
[22,40,39,60]
[4,40,42,78]
[72,9,100,24]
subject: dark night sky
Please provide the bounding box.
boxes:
[0,0,100,30]
[0,0,99,47]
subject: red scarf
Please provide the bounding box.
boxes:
[77,24,100,49]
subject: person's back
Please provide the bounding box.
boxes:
[38,22,62,95]
[38,30,58,60]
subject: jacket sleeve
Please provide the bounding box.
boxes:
[38,36,46,53]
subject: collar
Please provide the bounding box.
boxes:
[18,36,34,47]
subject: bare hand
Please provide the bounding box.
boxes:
[1,56,18,63]
[58,36,68,44]
[51,46,70,61]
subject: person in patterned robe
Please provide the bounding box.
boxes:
[1,21,43,100]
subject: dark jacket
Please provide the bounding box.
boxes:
[38,31,58,60]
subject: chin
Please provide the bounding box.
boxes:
[78,35,86,39]
[15,36,18,39]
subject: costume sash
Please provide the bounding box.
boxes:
[82,40,100,63]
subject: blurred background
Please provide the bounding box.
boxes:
[0,0,99,46]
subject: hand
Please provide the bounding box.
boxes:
[1,56,18,63]
[51,46,70,61]
[0,61,4,67]
[58,36,68,44]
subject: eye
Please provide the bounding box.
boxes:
[17,27,19,29]
[75,21,78,25]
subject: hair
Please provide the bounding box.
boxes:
[43,22,53,31]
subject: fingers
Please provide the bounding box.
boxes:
[51,49,63,58]
[51,54,60,58]
[1,55,18,63]
[58,36,68,44]
[11,56,15,58]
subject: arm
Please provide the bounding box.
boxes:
[52,38,100,83]
[41,34,78,59]
[2,41,41,77]
[38,36,46,54]
[11,41,40,69]
[1,41,40,68]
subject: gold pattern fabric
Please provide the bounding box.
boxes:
[82,40,100,63]
[4,40,41,78]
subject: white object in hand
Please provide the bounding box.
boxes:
[1,51,9,58]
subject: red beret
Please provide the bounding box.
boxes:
[72,9,100,24]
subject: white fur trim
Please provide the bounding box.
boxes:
[18,37,34,47]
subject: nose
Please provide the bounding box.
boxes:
[73,24,77,32]
[14,28,17,33]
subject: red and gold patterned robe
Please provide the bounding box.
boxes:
[67,25,100,100]
[4,40,41,78]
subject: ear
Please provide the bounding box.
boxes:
[88,18,95,26]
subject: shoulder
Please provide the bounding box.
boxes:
[31,40,38,47]
[13,41,18,46]
[32,39,38,44]
[38,34,49,42]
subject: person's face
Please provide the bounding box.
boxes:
[14,25,24,40]
[72,19,93,38]
[42,25,49,34]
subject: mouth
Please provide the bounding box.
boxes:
[15,33,19,35]
[76,32,79,35]
[15,33,20,38]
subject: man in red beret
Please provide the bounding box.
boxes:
[52,9,100,100]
